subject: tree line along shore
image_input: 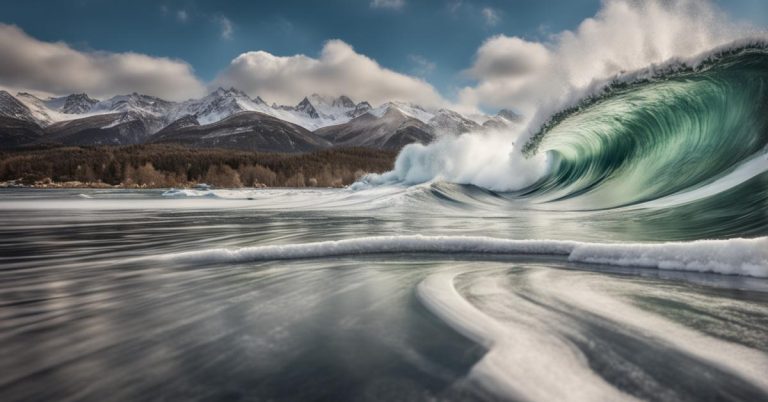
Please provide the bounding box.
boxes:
[0,145,397,188]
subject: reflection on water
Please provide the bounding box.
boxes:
[0,188,766,401]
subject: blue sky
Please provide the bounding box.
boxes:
[3,0,765,98]
[1,0,766,107]
[2,0,595,96]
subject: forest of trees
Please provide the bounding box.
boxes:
[0,145,398,188]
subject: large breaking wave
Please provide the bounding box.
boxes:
[360,42,768,212]
[356,0,768,222]
[521,43,768,208]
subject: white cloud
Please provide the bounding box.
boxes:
[216,16,234,40]
[458,0,749,115]
[214,39,446,107]
[481,7,500,27]
[370,0,405,10]
[176,9,189,22]
[0,24,206,101]
[466,35,549,80]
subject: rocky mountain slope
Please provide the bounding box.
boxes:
[315,107,434,150]
[151,112,331,152]
[0,88,518,151]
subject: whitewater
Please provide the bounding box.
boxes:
[2,0,768,400]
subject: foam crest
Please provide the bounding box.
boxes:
[358,0,766,193]
[160,235,768,277]
[354,132,550,192]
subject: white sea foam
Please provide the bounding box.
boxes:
[161,188,219,198]
[416,270,637,401]
[160,235,768,277]
[419,266,768,400]
[353,131,551,192]
[356,0,767,192]
[528,269,768,393]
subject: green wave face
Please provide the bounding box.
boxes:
[527,45,768,209]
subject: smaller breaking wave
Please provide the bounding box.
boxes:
[157,235,768,277]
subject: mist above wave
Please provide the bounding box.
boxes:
[358,0,765,193]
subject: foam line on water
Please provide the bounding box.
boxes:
[416,270,636,401]
[528,269,768,392]
[159,235,768,277]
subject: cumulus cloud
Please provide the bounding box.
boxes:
[370,0,405,10]
[214,39,446,106]
[458,0,751,115]
[467,36,549,80]
[0,24,206,101]
[375,0,759,192]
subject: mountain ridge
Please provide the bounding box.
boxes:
[0,89,516,151]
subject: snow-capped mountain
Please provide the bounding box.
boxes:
[0,88,518,150]
[428,109,481,135]
[152,111,331,153]
[270,93,372,130]
[365,102,483,135]
[294,97,320,119]
[165,88,370,131]
[1,91,48,125]
[369,101,436,124]
[168,87,271,125]
[315,105,434,150]
[91,93,174,117]
[481,108,523,130]
[353,101,372,116]
[45,113,152,146]
[57,94,99,114]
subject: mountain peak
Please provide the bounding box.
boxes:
[61,93,98,114]
[351,101,372,117]
[0,91,36,122]
[497,109,522,122]
[296,97,319,119]
[333,95,356,108]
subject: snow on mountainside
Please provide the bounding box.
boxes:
[270,93,372,130]
[367,102,488,135]
[166,88,369,131]
[315,106,434,150]
[44,113,151,146]
[11,92,62,126]
[152,111,331,153]
[0,88,518,150]
[169,87,271,125]
[428,109,481,135]
[369,102,435,124]
[2,89,507,133]
[481,109,523,130]
[92,93,175,117]
[58,94,99,114]
[0,90,40,123]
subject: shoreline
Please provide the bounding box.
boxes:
[0,182,331,190]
